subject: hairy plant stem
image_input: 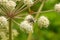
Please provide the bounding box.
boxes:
[9,18,12,40]
[35,0,45,19]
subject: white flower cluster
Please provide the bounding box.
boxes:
[0,0,34,10]
[0,29,18,40]
[0,32,8,40]
[6,0,16,9]
[0,16,18,40]
[38,16,49,28]
[24,0,34,6]
[54,3,60,12]
[20,15,34,33]
[0,16,8,40]
[0,16,8,29]
[25,14,34,20]
[0,0,16,10]
[24,15,35,24]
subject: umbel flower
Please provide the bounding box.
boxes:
[0,0,50,40]
[0,0,36,39]
[38,16,50,28]
[54,3,60,12]
[20,15,34,33]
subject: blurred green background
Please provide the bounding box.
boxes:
[13,0,60,40]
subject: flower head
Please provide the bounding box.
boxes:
[24,15,35,24]
[20,20,33,33]
[38,16,49,28]
[6,0,16,9]
[54,3,60,12]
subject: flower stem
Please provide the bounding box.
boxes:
[27,31,32,40]
[35,0,45,19]
[9,18,12,40]
[14,0,39,16]
[27,0,40,40]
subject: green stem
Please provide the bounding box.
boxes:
[35,0,45,19]
[28,7,31,12]
[9,18,12,40]
[27,31,32,40]
[14,0,38,16]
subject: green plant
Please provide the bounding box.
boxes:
[0,0,60,40]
